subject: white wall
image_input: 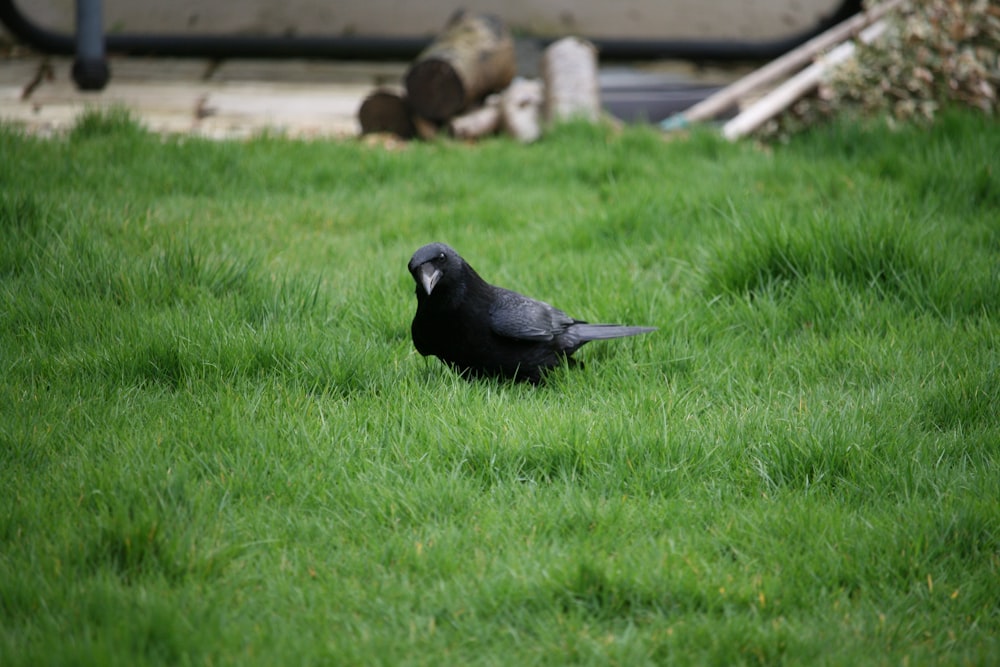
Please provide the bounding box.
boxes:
[12,0,845,42]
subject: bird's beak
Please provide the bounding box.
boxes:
[417,263,442,295]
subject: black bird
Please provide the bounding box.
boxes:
[407,242,656,383]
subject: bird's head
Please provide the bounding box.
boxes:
[408,242,464,297]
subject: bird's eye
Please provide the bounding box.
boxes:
[437,252,446,261]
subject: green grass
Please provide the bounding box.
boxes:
[1,108,998,666]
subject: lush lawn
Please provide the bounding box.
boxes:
[1,109,998,665]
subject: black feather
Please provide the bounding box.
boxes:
[407,242,656,383]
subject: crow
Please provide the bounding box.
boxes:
[407,242,656,384]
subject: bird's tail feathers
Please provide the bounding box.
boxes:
[572,323,657,341]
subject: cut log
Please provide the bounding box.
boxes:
[542,37,600,123]
[449,95,502,140]
[358,88,415,139]
[404,11,516,123]
[501,78,543,143]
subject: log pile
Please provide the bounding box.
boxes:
[358,12,601,144]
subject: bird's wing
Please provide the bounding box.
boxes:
[489,288,574,342]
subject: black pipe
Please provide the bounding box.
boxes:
[1,0,861,62]
[71,0,109,89]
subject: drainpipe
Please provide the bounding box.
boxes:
[71,0,109,90]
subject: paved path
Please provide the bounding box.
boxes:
[1,54,405,138]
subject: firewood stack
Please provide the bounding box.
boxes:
[358,11,600,143]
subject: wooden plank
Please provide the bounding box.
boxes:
[721,20,888,140]
[663,0,902,128]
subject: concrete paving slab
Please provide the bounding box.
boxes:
[1,55,373,138]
